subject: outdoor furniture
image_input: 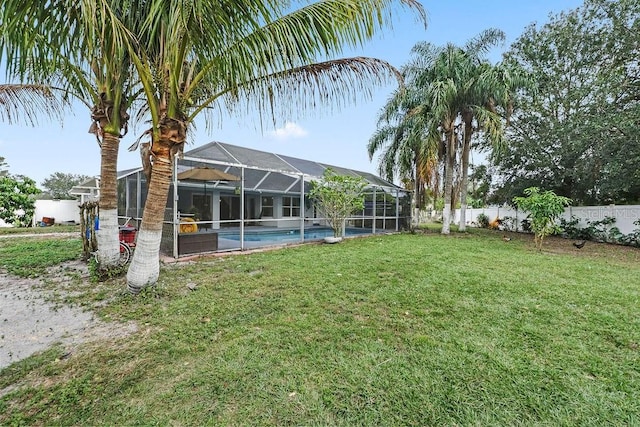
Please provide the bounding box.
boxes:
[178,231,218,255]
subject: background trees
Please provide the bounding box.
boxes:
[370,30,520,233]
[490,0,640,205]
[0,175,39,227]
[41,172,93,199]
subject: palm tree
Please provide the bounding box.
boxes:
[402,30,510,234]
[122,0,426,292]
[1,0,140,266]
[368,85,442,227]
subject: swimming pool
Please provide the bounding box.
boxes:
[218,227,372,243]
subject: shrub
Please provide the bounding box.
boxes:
[501,216,518,232]
[514,187,571,250]
[559,216,591,240]
[476,213,489,228]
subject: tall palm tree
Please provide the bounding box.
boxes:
[368,85,441,226]
[121,0,426,292]
[1,0,141,266]
[402,30,509,234]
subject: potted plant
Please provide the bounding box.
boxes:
[309,169,366,243]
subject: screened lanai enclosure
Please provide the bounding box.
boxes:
[117,142,411,257]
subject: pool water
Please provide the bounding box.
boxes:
[219,227,371,242]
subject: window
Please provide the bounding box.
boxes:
[261,196,274,217]
[282,196,300,217]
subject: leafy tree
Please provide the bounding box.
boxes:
[493,0,640,205]
[122,0,426,292]
[468,164,492,208]
[0,156,8,177]
[310,169,367,238]
[41,172,93,199]
[513,187,571,250]
[0,175,40,226]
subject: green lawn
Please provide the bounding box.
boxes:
[1,231,639,425]
[0,224,80,236]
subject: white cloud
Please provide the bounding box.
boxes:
[268,122,308,140]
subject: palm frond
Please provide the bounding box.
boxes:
[0,84,66,125]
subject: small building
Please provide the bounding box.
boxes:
[69,177,100,204]
[117,141,410,257]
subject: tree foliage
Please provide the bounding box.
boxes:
[468,164,493,208]
[0,84,65,125]
[369,29,534,233]
[41,172,93,199]
[492,0,640,205]
[513,187,571,250]
[310,169,367,238]
[0,156,8,177]
[0,175,40,226]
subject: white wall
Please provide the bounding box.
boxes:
[34,200,80,225]
[453,205,640,235]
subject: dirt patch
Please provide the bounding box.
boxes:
[0,261,137,370]
[500,230,640,261]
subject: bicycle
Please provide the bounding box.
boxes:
[118,217,137,264]
[88,217,137,265]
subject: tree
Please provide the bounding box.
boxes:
[2,1,140,267]
[123,0,426,292]
[467,164,492,208]
[41,172,93,199]
[309,169,367,238]
[0,156,8,177]
[368,83,442,226]
[383,30,512,234]
[492,0,640,205]
[513,187,571,250]
[0,175,39,227]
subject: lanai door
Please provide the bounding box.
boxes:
[220,194,240,226]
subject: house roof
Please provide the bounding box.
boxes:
[118,141,405,195]
[180,141,403,193]
[69,177,100,195]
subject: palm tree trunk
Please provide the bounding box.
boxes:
[442,131,456,234]
[458,122,472,232]
[413,154,420,227]
[126,131,177,293]
[97,132,121,266]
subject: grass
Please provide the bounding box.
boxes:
[0,236,82,277]
[1,230,639,425]
[0,224,80,236]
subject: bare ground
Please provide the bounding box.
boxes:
[0,260,137,370]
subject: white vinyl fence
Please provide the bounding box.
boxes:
[0,200,80,228]
[453,205,640,235]
[33,200,80,226]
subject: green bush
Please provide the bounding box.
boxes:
[476,213,489,228]
[513,187,571,250]
[560,216,640,247]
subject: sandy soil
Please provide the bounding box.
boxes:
[0,261,137,370]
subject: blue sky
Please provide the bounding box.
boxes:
[0,0,584,186]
